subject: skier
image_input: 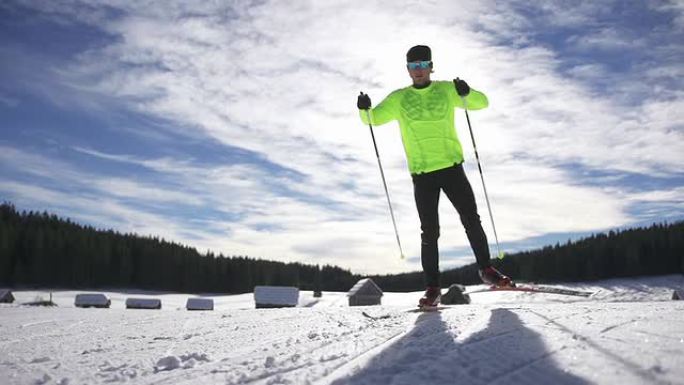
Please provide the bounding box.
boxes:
[357,45,512,308]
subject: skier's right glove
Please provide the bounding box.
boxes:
[357,92,371,110]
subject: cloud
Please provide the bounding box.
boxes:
[0,179,191,240]
[67,145,417,269]
[0,92,20,108]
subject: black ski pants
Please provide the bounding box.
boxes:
[412,163,491,287]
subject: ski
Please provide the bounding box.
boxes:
[362,306,450,319]
[409,305,451,313]
[466,284,594,297]
[361,311,392,320]
[363,285,595,319]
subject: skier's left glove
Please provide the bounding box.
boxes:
[357,92,371,110]
[453,78,470,97]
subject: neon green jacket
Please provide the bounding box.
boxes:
[359,80,488,174]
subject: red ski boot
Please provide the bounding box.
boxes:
[418,286,441,309]
[478,266,514,288]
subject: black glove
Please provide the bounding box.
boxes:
[357,92,371,110]
[453,78,470,97]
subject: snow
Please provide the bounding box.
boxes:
[1,275,683,385]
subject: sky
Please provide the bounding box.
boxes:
[1,0,683,275]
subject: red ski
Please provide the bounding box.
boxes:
[466,284,594,297]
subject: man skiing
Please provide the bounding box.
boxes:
[357,45,512,309]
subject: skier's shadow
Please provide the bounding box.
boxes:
[333,308,590,385]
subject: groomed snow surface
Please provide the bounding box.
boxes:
[2,275,684,385]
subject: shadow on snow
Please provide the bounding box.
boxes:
[332,308,590,385]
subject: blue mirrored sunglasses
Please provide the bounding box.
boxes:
[407,61,432,70]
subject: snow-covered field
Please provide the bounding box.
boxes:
[2,275,684,385]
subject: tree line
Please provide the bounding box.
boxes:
[0,203,356,293]
[1,202,682,293]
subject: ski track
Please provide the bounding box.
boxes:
[2,278,684,385]
[4,303,683,385]
[526,308,676,385]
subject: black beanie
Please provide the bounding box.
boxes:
[406,45,431,62]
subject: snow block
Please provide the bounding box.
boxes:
[126,298,162,309]
[347,278,383,306]
[75,293,111,308]
[254,286,299,308]
[441,284,471,305]
[0,289,14,303]
[673,290,684,300]
[186,297,214,311]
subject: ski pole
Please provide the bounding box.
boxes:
[364,108,405,260]
[461,97,504,259]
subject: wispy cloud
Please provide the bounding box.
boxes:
[0,92,19,108]
[1,0,682,274]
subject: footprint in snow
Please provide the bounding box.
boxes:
[154,353,210,372]
[154,356,181,372]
